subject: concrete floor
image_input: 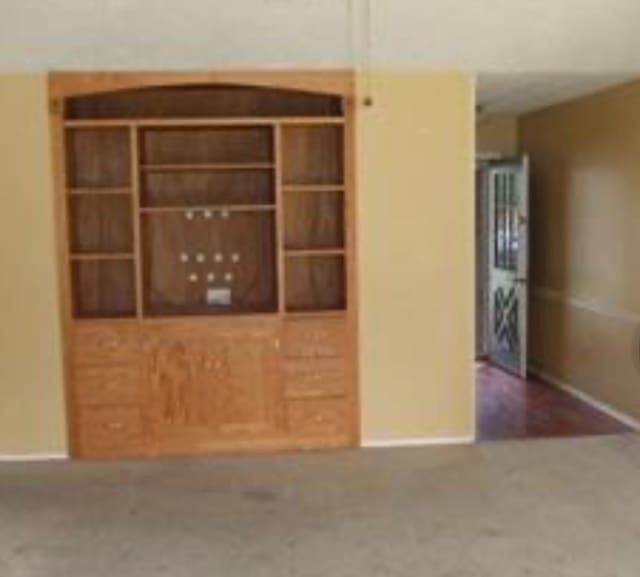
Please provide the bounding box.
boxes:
[2,435,640,576]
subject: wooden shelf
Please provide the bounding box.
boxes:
[70,253,135,261]
[144,305,279,318]
[282,184,344,192]
[64,117,345,129]
[140,163,274,172]
[284,310,346,319]
[68,187,131,196]
[140,204,276,214]
[285,248,345,257]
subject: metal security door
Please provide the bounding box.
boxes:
[488,158,529,377]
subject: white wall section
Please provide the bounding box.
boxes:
[1,0,640,71]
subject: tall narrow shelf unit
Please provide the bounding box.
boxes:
[51,74,358,458]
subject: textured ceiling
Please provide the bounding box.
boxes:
[476,72,639,116]
[1,0,640,71]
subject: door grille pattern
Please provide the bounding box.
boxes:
[493,286,519,352]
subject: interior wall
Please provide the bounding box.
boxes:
[0,71,475,454]
[0,75,68,455]
[358,71,474,441]
[520,79,640,420]
[476,115,518,156]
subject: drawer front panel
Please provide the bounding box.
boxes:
[76,406,144,451]
[73,363,142,406]
[283,357,346,399]
[282,318,347,358]
[287,399,350,439]
[72,323,141,368]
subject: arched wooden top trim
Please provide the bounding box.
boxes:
[49,70,355,101]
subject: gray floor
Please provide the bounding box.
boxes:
[2,435,640,576]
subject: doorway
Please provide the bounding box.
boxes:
[474,154,632,441]
[476,156,529,378]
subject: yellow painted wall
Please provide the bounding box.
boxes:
[520,80,640,420]
[476,115,518,156]
[357,71,474,440]
[0,71,475,454]
[0,75,68,454]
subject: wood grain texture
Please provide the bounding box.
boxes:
[282,125,344,185]
[49,71,355,100]
[71,260,136,318]
[284,189,345,250]
[142,127,273,165]
[282,317,348,358]
[68,317,356,457]
[476,362,632,440]
[283,357,347,399]
[142,170,274,208]
[142,210,277,316]
[285,255,346,312]
[65,128,130,188]
[286,398,350,443]
[68,195,133,254]
[76,406,145,457]
[53,72,359,458]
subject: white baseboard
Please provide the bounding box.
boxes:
[0,453,68,463]
[529,366,640,431]
[362,435,475,448]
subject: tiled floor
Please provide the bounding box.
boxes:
[476,362,632,441]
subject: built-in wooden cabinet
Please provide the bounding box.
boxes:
[51,73,357,458]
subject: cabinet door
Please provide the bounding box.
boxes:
[144,321,283,450]
[144,325,219,443]
[209,325,283,437]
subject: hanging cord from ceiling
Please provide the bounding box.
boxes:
[349,0,374,107]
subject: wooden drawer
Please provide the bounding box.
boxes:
[283,357,347,399]
[282,318,347,358]
[287,398,350,439]
[76,406,144,454]
[73,363,143,406]
[72,323,141,368]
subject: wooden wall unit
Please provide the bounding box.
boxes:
[51,73,358,458]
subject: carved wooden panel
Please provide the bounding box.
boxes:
[212,328,283,435]
[142,320,283,447]
[144,326,218,434]
[69,317,355,458]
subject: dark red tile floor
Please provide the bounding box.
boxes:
[476,362,632,441]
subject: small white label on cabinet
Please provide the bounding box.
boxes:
[206,287,232,307]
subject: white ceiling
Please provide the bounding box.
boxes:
[1,0,640,71]
[476,72,639,116]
